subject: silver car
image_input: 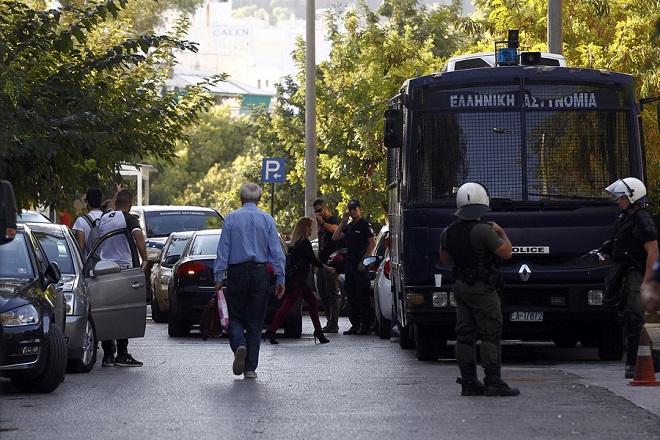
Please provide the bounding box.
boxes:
[149,231,194,323]
[29,223,147,373]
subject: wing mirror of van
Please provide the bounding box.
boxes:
[0,180,17,245]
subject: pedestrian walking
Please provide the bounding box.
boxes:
[332,199,376,335]
[600,177,659,378]
[438,182,520,396]
[213,183,286,379]
[313,198,344,333]
[263,217,334,344]
[98,188,149,367]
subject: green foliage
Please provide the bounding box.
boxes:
[149,106,254,206]
[466,0,660,206]
[0,0,223,209]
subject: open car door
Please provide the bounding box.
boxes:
[83,229,146,341]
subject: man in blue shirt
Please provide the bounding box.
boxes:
[214,183,286,379]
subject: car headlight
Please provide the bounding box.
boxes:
[65,293,74,315]
[1,304,40,327]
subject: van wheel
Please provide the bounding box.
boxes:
[598,320,624,361]
[12,324,66,393]
[67,315,97,374]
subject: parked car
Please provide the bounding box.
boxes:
[168,229,302,338]
[0,223,66,393]
[371,248,392,339]
[16,210,51,223]
[168,229,222,336]
[149,231,194,323]
[28,222,148,374]
[129,205,224,303]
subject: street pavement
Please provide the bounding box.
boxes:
[557,322,660,418]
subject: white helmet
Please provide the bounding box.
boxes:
[455,182,491,220]
[605,177,650,204]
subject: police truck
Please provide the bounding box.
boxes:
[384,33,660,361]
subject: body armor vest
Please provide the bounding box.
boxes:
[611,210,656,265]
[445,220,499,281]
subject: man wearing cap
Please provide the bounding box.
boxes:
[439,182,519,396]
[332,199,376,335]
[599,177,658,378]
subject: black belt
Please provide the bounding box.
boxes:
[229,261,267,268]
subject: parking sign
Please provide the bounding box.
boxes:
[262,158,286,183]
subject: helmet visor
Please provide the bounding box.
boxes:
[455,204,490,220]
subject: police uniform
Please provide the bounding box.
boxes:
[440,220,507,390]
[342,216,374,333]
[438,181,519,396]
[601,208,658,370]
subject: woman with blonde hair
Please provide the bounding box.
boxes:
[263,217,335,344]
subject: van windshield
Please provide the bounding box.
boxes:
[143,211,222,238]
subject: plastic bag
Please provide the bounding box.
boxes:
[199,295,223,340]
[217,289,229,329]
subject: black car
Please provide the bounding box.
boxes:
[0,223,67,393]
[168,229,223,336]
[168,230,301,338]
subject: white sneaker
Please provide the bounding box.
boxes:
[233,345,246,375]
[244,371,257,379]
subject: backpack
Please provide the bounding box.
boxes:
[82,213,102,259]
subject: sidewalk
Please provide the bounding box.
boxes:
[559,322,660,418]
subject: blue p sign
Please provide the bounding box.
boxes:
[262,158,286,183]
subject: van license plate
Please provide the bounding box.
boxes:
[510,311,543,322]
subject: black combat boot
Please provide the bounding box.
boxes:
[456,377,485,396]
[483,375,520,397]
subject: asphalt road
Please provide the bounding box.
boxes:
[1,316,659,440]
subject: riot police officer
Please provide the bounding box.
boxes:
[601,177,658,378]
[439,182,520,396]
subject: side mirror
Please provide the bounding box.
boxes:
[44,261,62,285]
[384,109,403,149]
[147,248,161,263]
[0,180,17,245]
[164,255,180,265]
[362,256,381,268]
[91,260,121,277]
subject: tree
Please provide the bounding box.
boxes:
[0,0,223,209]
[467,0,660,204]
[241,0,468,231]
[149,105,253,205]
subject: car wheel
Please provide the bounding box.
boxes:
[377,311,391,340]
[398,324,415,349]
[67,315,97,374]
[11,324,66,393]
[168,316,191,337]
[151,295,168,323]
[283,298,303,338]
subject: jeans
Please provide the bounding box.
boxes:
[224,264,270,372]
[269,279,322,332]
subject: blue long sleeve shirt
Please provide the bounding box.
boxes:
[214,202,286,284]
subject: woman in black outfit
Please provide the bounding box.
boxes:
[263,217,335,344]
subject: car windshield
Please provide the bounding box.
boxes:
[188,234,221,256]
[17,211,51,223]
[143,211,222,238]
[0,233,35,278]
[164,235,192,260]
[33,231,75,275]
